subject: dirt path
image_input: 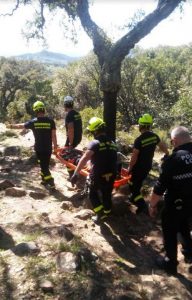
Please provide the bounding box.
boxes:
[0,127,192,299]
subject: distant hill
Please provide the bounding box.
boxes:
[13,50,80,66]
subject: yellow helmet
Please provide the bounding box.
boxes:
[138,113,153,125]
[87,117,105,132]
[33,101,45,112]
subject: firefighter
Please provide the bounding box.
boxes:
[71,117,117,223]
[7,101,57,188]
[64,95,82,149]
[64,95,82,178]
[127,113,169,214]
[149,126,192,275]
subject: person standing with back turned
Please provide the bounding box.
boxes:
[70,117,117,223]
[149,126,192,275]
[64,96,82,149]
[7,101,57,189]
[128,113,169,214]
[63,95,82,178]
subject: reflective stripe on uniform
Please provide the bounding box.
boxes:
[99,141,117,151]
[102,173,113,181]
[103,209,111,214]
[44,175,53,181]
[34,122,51,129]
[141,136,158,147]
[93,205,104,213]
[173,172,192,180]
[74,114,81,121]
[133,194,143,202]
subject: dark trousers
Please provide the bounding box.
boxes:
[89,178,114,213]
[65,137,81,148]
[36,151,54,183]
[129,167,150,205]
[161,206,192,264]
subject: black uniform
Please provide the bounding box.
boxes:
[87,134,117,214]
[65,110,82,148]
[25,116,56,185]
[153,142,192,266]
[130,131,160,209]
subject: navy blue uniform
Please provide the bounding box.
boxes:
[65,110,82,148]
[25,116,56,185]
[153,142,192,265]
[87,134,117,214]
[130,131,160,209]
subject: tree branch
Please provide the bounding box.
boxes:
[110,0,184,64]
[76,0,112,66]
[0,0,20,17]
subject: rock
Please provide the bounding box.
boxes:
[29,191,47,199]
[56,252,80,273]
[74,209,94,220]
[0,123,6,132]
[0,179,14,191]
[0,166,12,173]
[60,201,73,210]
[12,242,40,256]
[5,187,26,197]
[39,279,54,293]
[4,146,21,156]
[57,225,74,241]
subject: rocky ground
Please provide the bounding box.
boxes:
[0,123,192,300]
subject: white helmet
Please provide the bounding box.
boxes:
[64,95,73,106]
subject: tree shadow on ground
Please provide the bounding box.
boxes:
[0,155,38,185]
[176,273,192,298]
[99,211,161,276]
[0,256,15,300]
[0,227,15,250]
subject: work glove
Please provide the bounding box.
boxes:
[70,174,78,186]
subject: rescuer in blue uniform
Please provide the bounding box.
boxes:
[71,117,117,222]
[8,101,57,188]
[149,126,192,275]
[128,113,169,214]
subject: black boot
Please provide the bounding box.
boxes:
[156,256,178,275]
[181,249,192,264]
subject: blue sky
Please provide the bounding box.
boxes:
[0,1,192,57]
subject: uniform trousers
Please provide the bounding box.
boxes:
[89,177,115,213]
[161,205,192,264]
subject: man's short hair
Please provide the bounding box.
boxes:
[171,126,191,142]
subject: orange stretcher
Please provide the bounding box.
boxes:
[55,147,131,188]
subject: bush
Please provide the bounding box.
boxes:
[80,106,103,132]
[0,130,18,141]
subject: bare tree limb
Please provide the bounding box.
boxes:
[0,0,20,17]
[76,0,112,66]
[110,0,184,64]
[40,0,45,27]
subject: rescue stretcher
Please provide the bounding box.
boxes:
[55,147,131,188]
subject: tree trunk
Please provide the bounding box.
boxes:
[103,90,117,141]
